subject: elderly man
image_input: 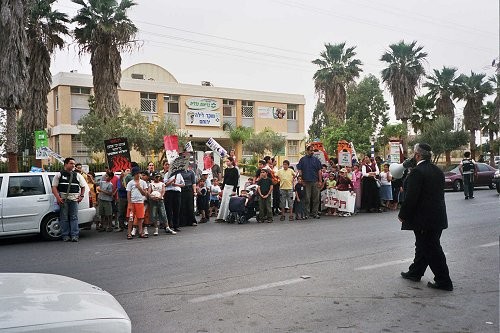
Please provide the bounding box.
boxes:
[398,143,453,291]
[296,145,323,219]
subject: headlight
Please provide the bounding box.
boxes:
[494,171,500,179]
[444,178,452,182]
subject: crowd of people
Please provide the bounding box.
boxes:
[55,146,410,241]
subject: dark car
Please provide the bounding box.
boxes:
[444,163,496,191]
[491,168,500,194]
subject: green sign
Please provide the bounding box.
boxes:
[34,130,48,148]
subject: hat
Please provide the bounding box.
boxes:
[418,143,432,152]
[202,170,210,175]
[153,172,162,178]
[131,166,141,176]
[340,168,347,173]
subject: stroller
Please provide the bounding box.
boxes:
[226,186,258,224]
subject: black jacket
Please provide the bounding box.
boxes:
[398,160,448,231]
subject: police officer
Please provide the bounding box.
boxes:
[459,151,478,200]
[52,157,87,242]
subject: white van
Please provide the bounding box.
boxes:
[0,172,95,240]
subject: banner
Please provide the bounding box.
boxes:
[34,130,49,159]
[104,137,131,172]
[206,137,227,158]
[186,110,221,127]
[184,141,194,152]
[322,189,356,213]
[257,106,286,119]
[164,135,179,164]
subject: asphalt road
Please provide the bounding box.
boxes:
[1,189,499,333]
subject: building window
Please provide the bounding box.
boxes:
[223,99,235,117]
[70,86,91,94]
[55,93,59,112]
[287,140,299,156]
[164,95,179,114]
[287,104,297,120]
[131,73,144,80]
[241,100,254,118]
[141,92,157,113]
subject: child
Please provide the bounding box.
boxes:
[140,171,152,236]
[126,169,149,239]
[97,171,114,231]
[149,173,175,235]
[294,176,306,220]
[210,178,221,217]
[257,169,273,223]
[379,163,393,209]
[351,164,362,214]
[325,172,338,216]
[196,178,209,223]
[336,168,354,217]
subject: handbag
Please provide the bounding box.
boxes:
[375,179,381,188]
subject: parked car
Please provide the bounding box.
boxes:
[443,163,496,191]
[0,172,95,240]
[0,273,131,332]
[491,168,500,194]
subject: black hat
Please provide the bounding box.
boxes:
[131,166,141,176]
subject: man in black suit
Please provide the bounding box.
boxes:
[398,143,453,291]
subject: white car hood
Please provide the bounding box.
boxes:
[0,273,130,332]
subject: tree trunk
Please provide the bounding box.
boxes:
[6,107,18,172]
[445,151,451,166]
[469,129,477,160]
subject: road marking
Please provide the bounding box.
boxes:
[477,241,499,248]
[188,277,306,303]
[354,258,414,271]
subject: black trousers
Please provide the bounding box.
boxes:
[180,187,197,226]
[165,191,181,229]
[407,229,452,286]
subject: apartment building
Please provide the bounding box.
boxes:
[47,63,306,163]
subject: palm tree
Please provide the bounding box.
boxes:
[423,66,458,122]
[411,95,434,134]
[0,0,28,172]
[24,0,69,157]
[455,72,493,159]
[312,42,363,125]
[380,40,427,153]
[480,101,499,166]
[72,0,138,118]
[423,66,459,165]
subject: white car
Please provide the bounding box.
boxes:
[0,172,95,240]
[0,273,131,332]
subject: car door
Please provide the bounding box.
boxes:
[2,175,51,232]
[476,164,489,186]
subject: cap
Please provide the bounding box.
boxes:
[202,170,210,175]
[131,166,141,176]
[340,168,347,173]
[153,172,162,178]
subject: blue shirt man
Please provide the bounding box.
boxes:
[296,146,323,219]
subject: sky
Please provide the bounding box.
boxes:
[50,0,499,131]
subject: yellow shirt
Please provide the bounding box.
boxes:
[277,168,295,190]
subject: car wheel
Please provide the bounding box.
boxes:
[497,183,500,194]
[41,213,62,241]
[452,180,462,192]
[489,183,495,190]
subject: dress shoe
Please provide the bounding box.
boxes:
[400,271,421,282]
[427,281,453,291]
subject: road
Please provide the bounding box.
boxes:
[1,189,499,332]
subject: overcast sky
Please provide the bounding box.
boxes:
[51,0,499,130]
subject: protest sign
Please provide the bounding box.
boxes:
[104,137,131,172]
